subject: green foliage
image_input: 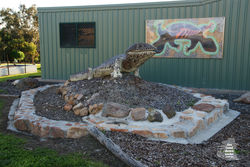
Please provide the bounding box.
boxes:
[10,50,25,61]
[0,5,39,63]
[0,133,106,167]
[187,100,196,107]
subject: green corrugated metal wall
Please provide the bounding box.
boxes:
[38,0,250,90]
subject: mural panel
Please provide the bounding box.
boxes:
[146,17,225,58]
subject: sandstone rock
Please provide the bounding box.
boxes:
[16,78,39,90]
[147,110,163,122]
[76,94,84,101]
[73,103,84,111]
[79,107,89,116]
[65,95,75,105]
[233,92,250,104]
[102,102,130,118]
[14,119,31,131]
[192,103,215,113]
[89,103,103,115]
[74,109,80,115]
[61,89,67,98]
[66,127,88,138]
[131,108,146,121]
[89,105,94,113]
[171,129,186,138]
[132,130,154,138]
[63,104,72,111]
[64,80,70,86]
[50,127,65,138]
[73,103,85,115]
[162,104,176,119]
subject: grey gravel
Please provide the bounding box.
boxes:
[67,74,199,111]
[34,86,83,122]
[34,74,199,122]
[105,92,250,167]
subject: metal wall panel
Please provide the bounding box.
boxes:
[38,0,250,90]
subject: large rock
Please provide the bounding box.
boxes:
[162,104,176,119]
[16,78,39,90]
[102,102,130,118]
[233,92,250,104]
[192,103,215,113]
[131,108,146,121]
[147,110,163,122]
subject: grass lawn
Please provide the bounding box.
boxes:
[0,133,106,167]
[0,64,41,82]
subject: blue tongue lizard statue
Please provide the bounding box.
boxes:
[70,43,157,81]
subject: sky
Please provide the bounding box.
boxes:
[1,0,181,10]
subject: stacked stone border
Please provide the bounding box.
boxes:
[85,85,230,141]
[11,84,235,141]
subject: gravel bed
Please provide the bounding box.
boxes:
[34,86,83,122]
[0,78,58,96]
[0,80,22,95]
[66,74,199,111]
[34,74,199,122]
[105,92,250,167]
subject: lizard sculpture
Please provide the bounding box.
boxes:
[70,43,157,81]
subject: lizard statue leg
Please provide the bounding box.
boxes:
[134,68,140,78]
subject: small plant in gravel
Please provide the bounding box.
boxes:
[176,100,181,106]
[187,100,196,107]
[0,133,107,167]
[154,160,161,166]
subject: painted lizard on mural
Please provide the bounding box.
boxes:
[153,22,218,55]
[70,43,157,81]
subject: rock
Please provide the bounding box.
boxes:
[86,93,99,104]
[12,79,20,86]
[131,108,146,121]
[79,107,89,116]
[73,103,84,111]
[65,95,75,105]
[102,102,130,118]
[162,104,176,119]
[50,127,65,138]
[66,127,88,138]
[233,92,250,104]
[16,78,39,90]
[89,103,104,115]
[61,89,67,98]
[147,110,163,122]
[14,119,31,131]
[64,80,70,86]
[76,94,84,101]
[192,103,215,113]
[73,103,84,115]
[63,104,72,111]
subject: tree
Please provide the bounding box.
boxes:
[0,4,39,64]
[10,50,25,62]
[22,41,38,63]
